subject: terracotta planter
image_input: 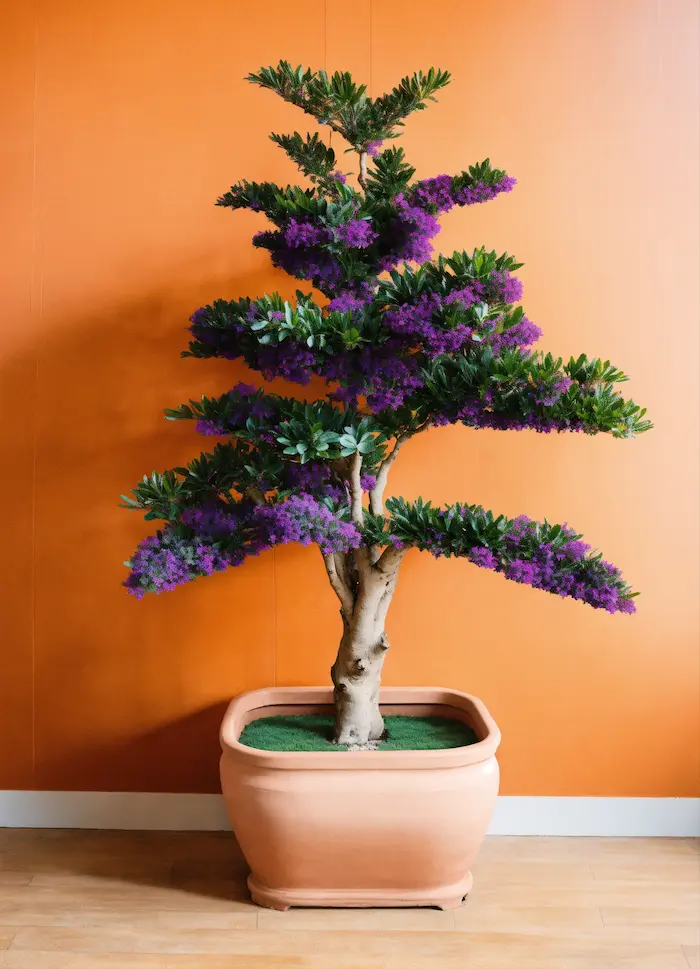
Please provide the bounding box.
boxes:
[219,686,500,910]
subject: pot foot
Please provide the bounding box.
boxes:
[436,896,467,911]
[247,873,473,910]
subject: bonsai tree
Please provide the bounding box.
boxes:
[123,63,651,747]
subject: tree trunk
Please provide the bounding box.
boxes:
[330,552,401,746]
[331,620,388,746]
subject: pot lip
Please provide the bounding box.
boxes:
[220,686,500,771]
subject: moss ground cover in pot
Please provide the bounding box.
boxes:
[240,714,478,752]
[122,60,649,908]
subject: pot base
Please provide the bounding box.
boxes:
[248,872,473,911]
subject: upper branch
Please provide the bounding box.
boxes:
[348,452,364,526]
[369,423,432,516]
[358,151,368,192]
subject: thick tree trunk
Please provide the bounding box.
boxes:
[331,620,388,746]
[330,551,401,746]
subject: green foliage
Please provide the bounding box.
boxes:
[121,442,284,521]
[216,179,325,221]
[384,495,511,552]
[416,349,652,437]
[270,130,337,183]
[166,386,389,467]
[246,61,450,149]
[371,67,452,133]
[364,146,416,198]
[378,246,523,306]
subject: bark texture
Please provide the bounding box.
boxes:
[326,544,403,746]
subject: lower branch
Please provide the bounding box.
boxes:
[322,551,355,620]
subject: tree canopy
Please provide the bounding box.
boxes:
[123,62,649,616]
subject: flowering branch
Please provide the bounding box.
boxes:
[385,497,637,615]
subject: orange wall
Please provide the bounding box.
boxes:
[2,0,698,797]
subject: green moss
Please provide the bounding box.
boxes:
[239,714,478,752]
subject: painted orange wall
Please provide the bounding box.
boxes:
[2,0,698,797]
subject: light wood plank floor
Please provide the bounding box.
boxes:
[0,830,697,968]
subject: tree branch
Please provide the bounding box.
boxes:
[244,486,267,506]
[376,543,406,574]
[369,424,432,516]
[322,551,355,619]
[369,437,405,516]
[358,151,368,191]
[348,452,364,526]
[346,450,374,579]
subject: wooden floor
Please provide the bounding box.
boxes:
[0,831,697,968]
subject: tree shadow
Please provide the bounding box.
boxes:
[5,257,310,796]
[8,704,251,903]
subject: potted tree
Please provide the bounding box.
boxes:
[123,62,650,910]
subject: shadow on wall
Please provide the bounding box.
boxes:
[17,261,302,793]
[41,702,232,795]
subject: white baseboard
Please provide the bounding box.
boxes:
[489,796,699,836]
[0,791,697,836]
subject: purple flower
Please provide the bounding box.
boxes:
[488,271,523,305]
[331,170,347,183]
[283,219,330,248]
[233,382,256,396]
[255,494,362,555]
[366,140,383,157]
[124,528,235,598]
[195,419,227,436]
[333,220,377,249]
[469,547,498,570]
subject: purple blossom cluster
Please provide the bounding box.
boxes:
[254,219,379,293]
[445,396,585,434]
[195,382,273,436]
[472,518,634,614]
[124,530,235,599]
[381,197,441,268]
[256,493,361,557]
[376,174,517,271]
[283,462,346,503]
[282,218,377,250]
[125,493,362,596]
[248,171,516,297]
[327,284,373,312]
[323,339,424,410]
[534,376,574,407]
[410,174,517,213]
[254,230,343,291]
[485,316,543,355]
[418,511,635,614]
[380,268,530,361]
[333,219,377,248]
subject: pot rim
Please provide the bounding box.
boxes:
[220,686,500,771]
